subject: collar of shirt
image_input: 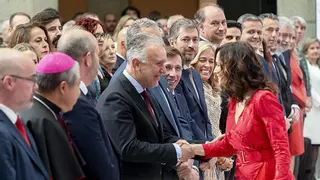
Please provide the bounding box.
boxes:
[0,104,17,124]
[79,81,88,95]
[116,53,126,61]
[183,65,192,70]
[123,70,144,93]
[200,36,209,42]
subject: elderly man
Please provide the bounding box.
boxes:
[58,29,120,180]
[0,49,48,180]
[96,33,195,180]
[19,52,84,180]
[194,3,227,45]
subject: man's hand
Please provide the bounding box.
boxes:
[177,162,191,179]
[180,144,195,162]
[290,107,300,124]
[176,139,189,147]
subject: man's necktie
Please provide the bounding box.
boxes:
[16,117,31,147]
[141,90,158,126]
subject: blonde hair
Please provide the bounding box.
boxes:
[113,15,137,41]
[191,41,220,95]
[12,43,39,63]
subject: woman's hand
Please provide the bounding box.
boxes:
[190,144,205,156]
[217,157,233,171]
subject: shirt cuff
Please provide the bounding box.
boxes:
[192,165,199,172]
[173,143,182,159]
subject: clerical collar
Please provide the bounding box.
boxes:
[34,93,61,115]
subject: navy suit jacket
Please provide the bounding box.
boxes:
[176,68,213,141]
[112,54,125,74]
[111,61,127,85]
[148,76,194,140]
[62,92,120,180]
[0,110,48,180]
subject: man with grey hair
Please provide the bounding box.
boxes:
[19,52,85,180]
[112,18,162,81]
[291,16,307,45]
[97,32,195,179]
[57,29,120,179]
[237,13,263,51]
[0,48,49,180]
[194,3,227,45]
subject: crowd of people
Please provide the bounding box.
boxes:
[0,3,319,180]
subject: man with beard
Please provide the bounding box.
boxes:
[32,8,62,50]
[194,3,227,45]
[169,18,212,141]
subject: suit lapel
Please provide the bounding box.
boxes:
[0,111,48,177]
[191,69,206,112]
[182,70,202,108]
[119,74,160,133]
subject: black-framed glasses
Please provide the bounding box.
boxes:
[93,33,107,40]
[2,74,37,83]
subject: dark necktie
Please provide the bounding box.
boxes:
[172,94,181,116]
[16,117,31,147]
[141,90,158,126]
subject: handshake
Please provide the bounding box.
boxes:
[175,140,196,162]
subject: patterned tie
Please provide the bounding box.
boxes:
[16,117,31,147]
[141,90,158,126]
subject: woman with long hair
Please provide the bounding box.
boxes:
[191,42,293,180]
[190,41,232,180]
[8,22,50,60]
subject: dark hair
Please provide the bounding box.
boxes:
[8,22,51,51]
[148,11,161,21]
[9,12,31,28]
[75,17,106,34]
[215,42,276,101]
[226,20,242,32]
[31,8,59,26]
[121,6,141,18]
[165,46,184,66]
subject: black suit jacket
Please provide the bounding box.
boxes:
[96,73,180,180]
[62,92,120,180]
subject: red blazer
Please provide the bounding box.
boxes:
[202,90,294,180]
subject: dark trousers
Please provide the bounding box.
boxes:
[297,138,314,180]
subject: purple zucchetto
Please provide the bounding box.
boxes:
[36,52,75,74]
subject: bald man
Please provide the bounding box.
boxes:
[0,49,48,180]
[113,27,128,74]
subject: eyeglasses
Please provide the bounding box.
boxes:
[2,74,37,84]
[93,33,107,40]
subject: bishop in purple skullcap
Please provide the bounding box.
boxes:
[36,52,76,74]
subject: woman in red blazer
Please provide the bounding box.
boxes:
[191,42,294,180]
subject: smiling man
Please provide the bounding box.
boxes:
[238,14,263,51]
[194,3,227,45]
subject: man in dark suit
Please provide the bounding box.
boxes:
[57,29,120,180]
[113,27,128,74]
[96,33,195,180]
[169,18,213,141]
[0,49,48,180]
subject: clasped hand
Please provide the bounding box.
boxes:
[175,140,195,162]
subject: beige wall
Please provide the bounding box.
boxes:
[0,0,58,20]
[277,0,316,43]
